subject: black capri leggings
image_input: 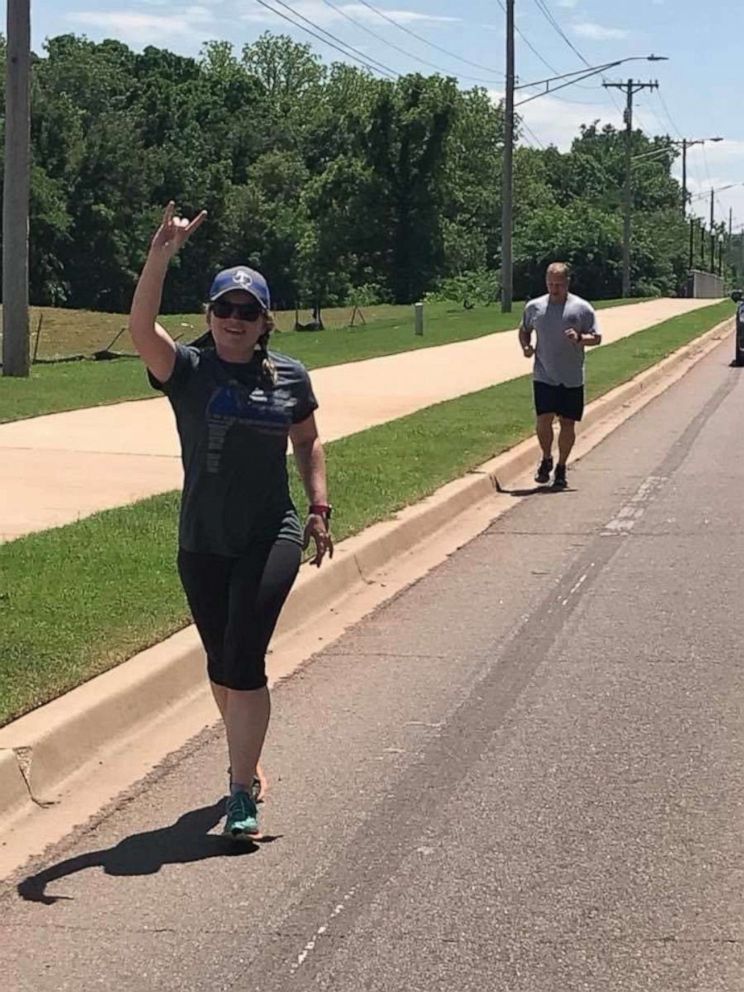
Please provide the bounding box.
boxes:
[177,539,302,691]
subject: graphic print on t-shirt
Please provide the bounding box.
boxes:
[206,381,294,474]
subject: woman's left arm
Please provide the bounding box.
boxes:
[290,414,333,567]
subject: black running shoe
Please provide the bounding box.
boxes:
[553,464,567,489]
[535,457,553,484]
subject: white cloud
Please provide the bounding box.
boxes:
[241,2,459,28]
[68,7,213,41]
[556,0,580,7]
[573,21,629,41]
[488,88,663,152]
[349,4,459,24]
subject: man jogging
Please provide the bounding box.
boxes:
[519,262,602,489]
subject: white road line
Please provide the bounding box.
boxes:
[561,569,591,607]
[291,889,357,974]
[602,475,667,535]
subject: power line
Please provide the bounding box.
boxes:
[351,0,504,77]
[533,0,591,67]
[715,192,728,226]
[700,142,715,190]
[500,0,608,94]
[638,97,670,139]
[653,90,705,192]
[496,0,560,75]
[252,0,398,78]
[531,0,624,115]
[316,0,502,83]
[521,121,545,148]
[260,0,398,77]
[655,90,683,140]
[498,0,611,102]
[317,0,447,75]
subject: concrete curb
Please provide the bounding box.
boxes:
[0,749,29,821]
[0,316,733,820]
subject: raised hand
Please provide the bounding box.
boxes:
[150,201,207,261]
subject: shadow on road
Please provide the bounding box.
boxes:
[17,799,276,905]
[495,481,573,498]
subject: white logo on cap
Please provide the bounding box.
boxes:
[233,269,253,289]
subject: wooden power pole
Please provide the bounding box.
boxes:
[2,0,31,376]
[603,78,659,297]
[500,0,515,313]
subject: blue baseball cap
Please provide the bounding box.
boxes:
[208,266,271,311]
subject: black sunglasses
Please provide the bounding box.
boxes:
[211,299,264,321]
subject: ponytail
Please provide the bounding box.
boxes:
[258,312,278,386]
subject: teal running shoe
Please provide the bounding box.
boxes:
[227,768,264,803]
[223,790,260,840]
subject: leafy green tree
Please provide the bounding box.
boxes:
[366,74,458,302]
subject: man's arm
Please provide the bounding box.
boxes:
[518,306,534,356]
[565,327,601,346]
[581,305,601,346]
[565,306,601,347]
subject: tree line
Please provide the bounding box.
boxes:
[0,31,704,313]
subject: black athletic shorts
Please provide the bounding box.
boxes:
[533,380,585,422]
[177,539,301,691]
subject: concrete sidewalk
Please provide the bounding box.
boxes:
[0,298,716,541]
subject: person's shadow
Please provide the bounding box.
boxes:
[496,480,572,497]
[17,799,279,905]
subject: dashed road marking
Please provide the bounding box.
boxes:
[602,475,667,536]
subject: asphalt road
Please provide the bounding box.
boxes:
[2,337,744,991]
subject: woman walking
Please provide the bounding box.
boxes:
[129,203,333,841]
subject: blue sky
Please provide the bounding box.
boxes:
[33,0,744,229]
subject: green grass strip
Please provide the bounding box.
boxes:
[0,300,731,725]
[0,298,638,424]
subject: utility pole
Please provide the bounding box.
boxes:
[688,216,695,271]
[603,78,659,297]
[709,189,717,273]
[727,208,733,279]
[700,221,706,268]
[500,0,515,313]
[680,137,722,217]
[2,0,31,377]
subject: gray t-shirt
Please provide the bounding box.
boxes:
[150,343,318,556]
[520,293,600,387]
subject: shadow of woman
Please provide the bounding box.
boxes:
[17,799,279,905]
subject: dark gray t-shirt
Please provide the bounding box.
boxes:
[520,293,600,387]
[151,344,318,556]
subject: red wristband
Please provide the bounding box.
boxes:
[309,503,332,520]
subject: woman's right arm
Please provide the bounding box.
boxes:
[129,202,206,384]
